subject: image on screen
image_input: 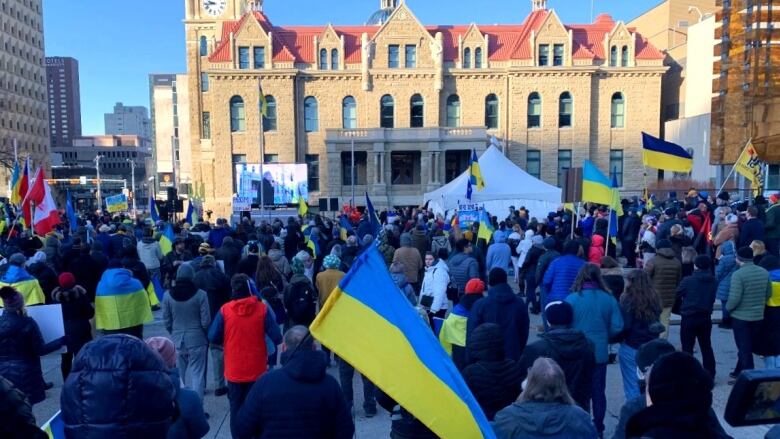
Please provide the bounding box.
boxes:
[235,163,308,206]
[745,381,780,422]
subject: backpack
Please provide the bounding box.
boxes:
[285,279,316,325]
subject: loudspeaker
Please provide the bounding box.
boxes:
[329,198,339,211]
[318,198,329,211]
[166,187,178,202]
[174,199,184,213]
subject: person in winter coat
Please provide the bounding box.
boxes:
[765,194,780,256]
[716,240,738,328]
[285,257,318,328]
[520,235,545,313]
[566,263,624,436]
[393,233,424,291]
[0,286,64,405]
[676,255,717,377]
[430,228,451,258]
[439,279,484,370]
[389,261,417,306]
[94,261,154,339]
[235,326,354,439]
[208,273,282,438]
[542,240,586,304]
[267,241,292,280]
[536,237,560,304]
[461,323,522,421]
[485,232,511,277]
[235,241,261,278]
[316,255,346,309]
[137,227,163,279]
[215,236,242,279]
[24,251,57,304]
[0,374,47,439]
[589,235,605,265]
[145,337,210,439]
[51,273,94,380]
[621,209,642,268]
[467,268,529,362]
[625,352,730,439]
[727,246,772,379]
[64,240,104,301]
[713,213,740,258]
[739,206,765,249]
[600,256,624,301]
[419,251,450,321]
[758,256,780,369]
[508,225,523,284]
[493,357,598,439]
[410,222,429,261]
[193,255,231,396]
[644,239,682,339]
[162,264,211,401]
[515,230,535,273]
[448,238,480,298]
[161,238,191,287]
[0,253,44,306]
[61,334,177,438]
[518,300,595,412]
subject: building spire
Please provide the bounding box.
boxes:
[246,0,263,12]
[531,0,547,11]
[380,0,397,10]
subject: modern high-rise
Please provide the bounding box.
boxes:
[45,56,82,148]
[1,0,50,195]
[149,73,192,197]
[104,102,151,138]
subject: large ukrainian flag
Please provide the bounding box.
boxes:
[0,265,45,306]
[311,247,495,439]
[95,268,153,330]
[582,160,613,206]
[642,132,693,173]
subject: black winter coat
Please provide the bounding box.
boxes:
[26,262,57,304]
[61,334,176,439]
[676,270,717,316]
[52,286,94,354]
[0,312,60,404]
[235,350,354,439]
[0,375,47,439]
[466,283,530,362]
[64,251,104,301]
[193,265,231,319]
[739,218,766,249]
[626,402,731,439]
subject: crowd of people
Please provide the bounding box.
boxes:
[0,188,778,438]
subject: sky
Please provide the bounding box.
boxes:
[43,0,663,136]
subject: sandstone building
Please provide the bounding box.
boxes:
[183,0,665,217]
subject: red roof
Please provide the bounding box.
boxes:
[208,9,663,64]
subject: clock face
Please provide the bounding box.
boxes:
[202,0,227,17]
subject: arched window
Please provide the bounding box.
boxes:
[485,93,499,129]
[610,45,618,67]
[558,92,572,128]
[319,48,328,70]
[342,96,357,129]
[475,47,483,68]
[463,48,471,68]
[331,49,339,70]
[230,96,245,132]
[380,95,394,128]
[410,94,424,128]
[262,95,276,132]
[621,45,629,67]
[527,92,541,128]
[446,94,461,127]
[611,92,625,128]
[199,36,208,56]
[304,96,319,132]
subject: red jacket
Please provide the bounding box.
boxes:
[222,296,269,383]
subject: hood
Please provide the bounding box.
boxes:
[97,268,144,295]
[541,329,592,361]
[449,252,472,266]
[458,294,483,311]
[500,402,580,435]
[468,323,504,361]
[591,235,605,246]
[280,349,327,382]
[494,233,507,244]
[487,283,516,304]
[720,240,736,256]
[390,271,408,287]
[656,247,676,259]
[0,265,35,283]
[227,296,260,316]
[53,285,87,303]
[170,279,199,302]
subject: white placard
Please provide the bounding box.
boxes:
[25,304,66,352]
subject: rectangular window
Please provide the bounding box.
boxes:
[539,44,549,66]
[238,46,250,69]
[557,149,572,188]
[526,150,541,179]
[391,151,421,185]
[444,150,470,183]
[405,45,417,68]
[253,46,265,69]
[341,151,367,185]
[200,73,209,92]
[264,154,278,163]
[305,154,320,191]
[388,45,400,68]
[768,165,780,191]
[553,44,564,66]
[609,149,624,187]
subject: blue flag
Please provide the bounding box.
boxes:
[365,193,381,237]
[66,190,77,233]
[150,274,165,303]
[185,201,195,225]
[149,195,160,222]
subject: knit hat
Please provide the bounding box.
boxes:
[323,254,341,270]
[737,246,754,262]
[176,264,195,281]
[58,272,76,290]
[545,301,574,327]
[718,191,730,201]
[487,268,507,286]
[771,193,780,204]
[291,257,305,275]
[0,287,23,312]
[647,351,713,407]
[8,253,25,266]
[636,339,676,371]
[145,337,177,369]
[465,279,485,295]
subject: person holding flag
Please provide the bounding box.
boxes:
[94,261,154,339]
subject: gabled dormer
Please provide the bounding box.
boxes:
[370,2,436,69]
[315,24,345,71]
[232,12,272,69]
[605,21,635,67]
[459,23,489,69]
[533,9,570,67]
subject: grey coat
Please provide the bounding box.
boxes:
[162,285,211,348]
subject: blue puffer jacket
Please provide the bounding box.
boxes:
[543,255,586,303]
[566,288,624,364]
[61,335,176,438]
[716,241,738,301]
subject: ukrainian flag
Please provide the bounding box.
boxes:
[582,160,613,206]
[477,209,494,243]
[469,150,485,191]
[149,195,160,222]
[642,132,693,173]
[160,223,174,256]
[95,268,153,330]
[339,216,354,241]
[366,193,381,237]
[438,305,469,355]
[41,410,65,439]
[9,161,20,205]
[311,246,495,438]
[0,265,45,306]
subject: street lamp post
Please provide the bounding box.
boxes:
[127,158,136,216]
[94,155,102,213]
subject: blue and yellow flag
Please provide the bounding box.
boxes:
[366,193,381,237]
[0,265,44,307]
[149,195,160,222]
[477,209,494,243]
[147,274,164,306]
[298,195,308,217]
[160,223,174,256]
[311,247,495,438]
[582,160,613,206]
[184,200,199,225]
[469,150,485,190]
[95,268,153,330]
[41,410,65,439]
[66,191,78,233]
[9,161,20,205]
[607,172,622,245]
[339,216,354,241]
[642,132,693,173]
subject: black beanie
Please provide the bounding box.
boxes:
[488,268,507,286]
[545,301,573,326]
[636,339,675,371]
[648,352,713,408]
[737,246,754,262]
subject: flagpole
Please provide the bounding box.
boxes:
[13,139,17,163]
[605,206,612,254]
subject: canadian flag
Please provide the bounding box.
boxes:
[21,167,46,227]
[32,180,60,235]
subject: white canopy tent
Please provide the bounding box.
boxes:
[423,146,562,219]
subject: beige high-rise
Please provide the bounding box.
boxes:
[184,0,666,218]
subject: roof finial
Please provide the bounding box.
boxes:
[531,0,547,11]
